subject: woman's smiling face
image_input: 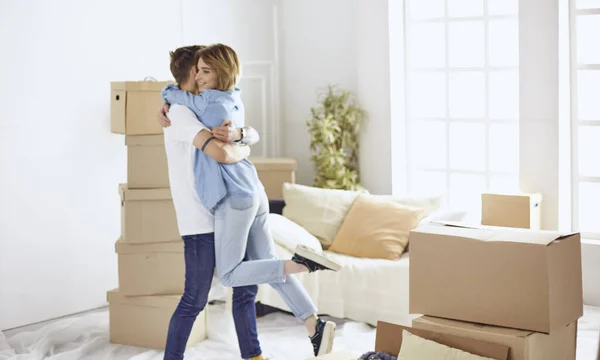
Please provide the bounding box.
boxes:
[194,57,218,91]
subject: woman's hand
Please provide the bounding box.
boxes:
[157,103,171,128]
[211,120,242,143]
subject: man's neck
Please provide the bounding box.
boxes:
[179,80,198,95]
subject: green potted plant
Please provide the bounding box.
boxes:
[307,85,365,191]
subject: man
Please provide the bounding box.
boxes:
[159,45,265,360]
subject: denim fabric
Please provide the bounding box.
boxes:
[214,189,318,320]
[163,233,262,359]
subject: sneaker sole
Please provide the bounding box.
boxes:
[295,245,342,271]
[317,321,336,356]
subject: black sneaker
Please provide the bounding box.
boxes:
[310,318,336,356]
[291,245,342,273]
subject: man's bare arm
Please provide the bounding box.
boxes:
[192,129,250,164]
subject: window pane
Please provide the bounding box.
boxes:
[489,123,519,172]
[409,0,445,19]
[577,15,600,64]
[578,182,600,233]
[409,23,446,68]
[448,0,484,17]
[410,170,447,196]
[449,22,485,67]
[449,72,485,118]
[409,120,447,168]
[449,122,486,171]
[489,19,519,67]
[409,72,446,118]
[578,126,600,177]
[489,71,519,119]
[449,174,486,216]
[488,0,518,15]
[577,70,600,121]
[577,0,600,9]
[490,174,519,193]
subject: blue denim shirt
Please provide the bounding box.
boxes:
[161,85,261,211]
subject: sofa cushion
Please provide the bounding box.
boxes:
[282,183,360,247]
[329,194,424,260]
[398,330,495,360]
[268,213,323,253]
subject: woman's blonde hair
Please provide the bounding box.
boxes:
[194,43,240,91]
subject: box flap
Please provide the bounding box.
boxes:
[375,321,508,360]
[115,238,183,254]
[119,183,173,201]
[125,134,165,146]
[249,157,297,171]
[482,192,542,204]
[417,222,577,246]
[107,288,181,308]
[111,81,173,92]
[414,316,535,338]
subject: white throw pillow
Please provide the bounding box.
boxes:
[268,213,323,253]
[398,330,495,360]
[282,183,360,247]
[419,208,468,225]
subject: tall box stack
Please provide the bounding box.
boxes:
[409,222,583,360]
[108,81,206,350]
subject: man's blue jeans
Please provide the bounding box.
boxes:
[163,233,262,359]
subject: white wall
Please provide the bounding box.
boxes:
[279,0,358,186]
[0,0,280,330]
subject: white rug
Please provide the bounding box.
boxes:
[1,303,598,360]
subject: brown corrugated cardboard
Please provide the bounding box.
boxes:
[115,239,184,296]
[481,193,542,229]
[107,289,206,349]
[412,316,576,360]
[409,223,583,333]
[111,81,171,135]
[250,157,297,199]
[374,321,509,360]
[126,135,169,189]
[119,184,180,244]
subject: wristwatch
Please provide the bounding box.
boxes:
[238,127,246,142]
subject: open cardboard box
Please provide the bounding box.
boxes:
[310,321,509,360]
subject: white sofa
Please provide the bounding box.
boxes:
[251,185,466,327]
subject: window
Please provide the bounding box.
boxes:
[404,0,520,217]
[570,1,600,239]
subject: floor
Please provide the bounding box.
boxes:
[1,303,599,360]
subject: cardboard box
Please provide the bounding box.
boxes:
[119,184,180,244]
[126,135,169,189]
[250,157,297,199]
[374,321,509,360]
[481,193,542,229]
[412,316,577,360]
[409,223,583,333]
[309,321,509,360]
[116,239,184,296]
[111,81,171,135]
[107,288,206,349]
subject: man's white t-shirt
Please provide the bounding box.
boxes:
[163,104,214,235]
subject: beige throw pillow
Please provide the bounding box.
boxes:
[329,194,424,260]
[398,330,495,360]
[282,183,360,247]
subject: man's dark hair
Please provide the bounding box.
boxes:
[169,45,206,85]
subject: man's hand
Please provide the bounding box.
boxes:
[211,120,242,143]
[157,103,171,128]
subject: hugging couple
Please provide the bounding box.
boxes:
[157,43,343,360]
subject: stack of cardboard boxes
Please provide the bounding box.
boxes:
[409,222,583,360]
[106,81,207,350]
